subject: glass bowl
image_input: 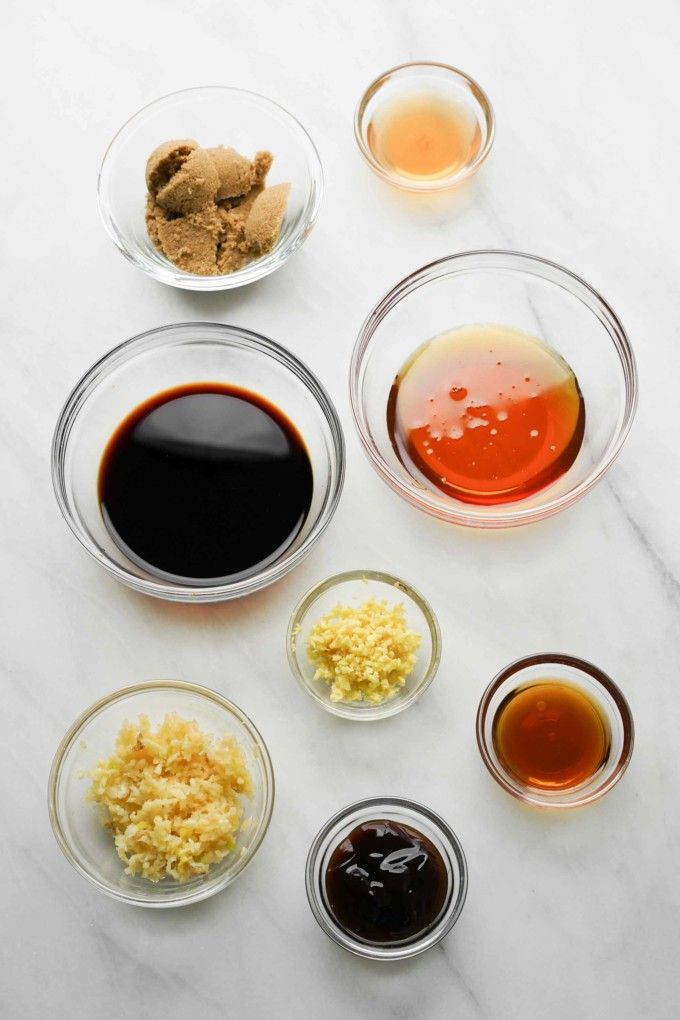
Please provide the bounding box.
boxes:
[98,86,323,290]
[350,250,638,528]
[286,570,441,720]
[48,680,275,907]
[476,653,634,808]
[305,796,468,960]
[354,62,494,191]
[52,322,345,602]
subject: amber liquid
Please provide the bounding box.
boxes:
[367,91,481,180]
[492,682,610,791]
[387,324,585,505]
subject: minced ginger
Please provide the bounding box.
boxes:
[306,599,421,704]
[86,713,251,882]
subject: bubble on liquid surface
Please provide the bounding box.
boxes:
[449,385,467,401]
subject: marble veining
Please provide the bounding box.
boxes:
[2,1,679,1018]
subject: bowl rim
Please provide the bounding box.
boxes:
[97,84,324,291]
[51,321,346,602]
[475,652,635,808]
[47,679,276,907]
[353,61,495,192]
[349,249,639,528]
[286,568,442,720]
[305,795,468,959]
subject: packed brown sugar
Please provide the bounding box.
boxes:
[145,139,290,275]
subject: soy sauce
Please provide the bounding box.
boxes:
[324,819,449,944]
[98,383,313,584]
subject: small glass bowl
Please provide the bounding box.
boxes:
[286,570,441,720]
[48,680,275,907]
[98,86,323,290]
[354,62,494,191]
[305,796,468,960]
[350,250,638,528]
[476,654,634,809]
[52,322,345,602]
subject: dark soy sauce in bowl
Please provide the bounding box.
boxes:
[98,382,314,584]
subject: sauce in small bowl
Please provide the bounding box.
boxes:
[306,797,467,960]
[476,654,634,808]
[355,63,494,191]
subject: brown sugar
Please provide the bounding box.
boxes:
[152,202,223,275]
[244,184,291,255]
[145,139,197,192]
[206,146,254,200]
[144,139,290,276]
[155,148,219,215]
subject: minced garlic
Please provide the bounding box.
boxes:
[306,598,421,704]
[86,713,251,883]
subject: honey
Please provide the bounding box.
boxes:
[366,91,481,181]
[492,682,610,791]
[387,324,585,505]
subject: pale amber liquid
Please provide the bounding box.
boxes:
[367,91,481,180]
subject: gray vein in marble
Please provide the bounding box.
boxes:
[606,476,680,607]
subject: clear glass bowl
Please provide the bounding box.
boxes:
[52,322,345,602]
[48,680,275,907]
[350,250,638,528]
[354,62,494,191]
[98,86,323,290]
[476,654,634,808]
[286,570,441,720]
[305,796,468,960]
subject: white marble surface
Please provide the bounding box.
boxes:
[3,1,679,1017]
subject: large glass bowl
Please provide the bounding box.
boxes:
[350,251,638,528]
[48,681,275,907]
[51,322,345,602]
[98,86,323,290]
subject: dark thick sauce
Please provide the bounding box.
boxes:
[98,383,313,584]
[324,819,449,944]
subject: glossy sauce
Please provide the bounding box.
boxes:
[367,91,481,180]
[492,682,610,791]
[324,819,449,944]
[387,324,585,505]
[98,383,313,584]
